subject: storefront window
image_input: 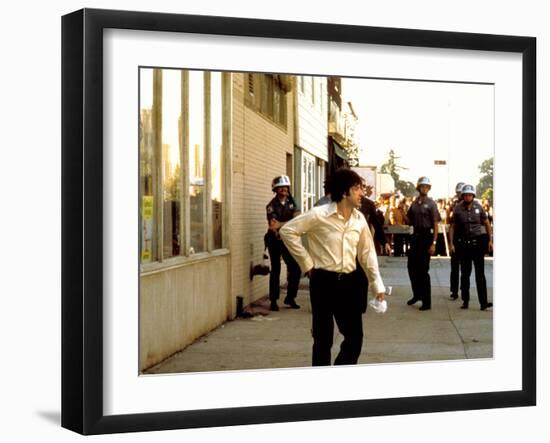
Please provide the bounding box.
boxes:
[211,72,224,250]
[139,68,155,263]
[161,69,182,258]
[139,69,227,265]
[188,71,206,254]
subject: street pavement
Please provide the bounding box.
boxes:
[145,256,493,374]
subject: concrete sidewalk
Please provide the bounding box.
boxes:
[145,257,493,374]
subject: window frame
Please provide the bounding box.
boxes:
[139,69,231,274]
[302,151,316,213]
[317,158,326,201]
[245,73,288,130]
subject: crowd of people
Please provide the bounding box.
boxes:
[263,170,494,367]
[368,189,494,258]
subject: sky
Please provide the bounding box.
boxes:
[342,77,494,199]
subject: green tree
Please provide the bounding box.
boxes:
[476,157,493,202]
[379,149,403,182]
[396,179,417,197]
[481,188,493,202]
[379,149,416,197]
[165,164,181,201]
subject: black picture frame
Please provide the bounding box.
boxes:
[61,8,536,435]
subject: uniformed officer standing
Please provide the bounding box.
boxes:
[406,176,441,311]
[265,175,302,311]
[449,184,493,310]
[449,182,465,300]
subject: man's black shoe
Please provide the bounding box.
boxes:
[284,299,300,309]
[270,301,279,311]
[480,302,493,311]
[450,294,459,300]
[407,298,420,306]
[460,302,469,309]
[419,305,431,311]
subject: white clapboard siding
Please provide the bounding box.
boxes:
[296,76,328,161]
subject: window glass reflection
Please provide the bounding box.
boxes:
[211,72,223,249]
[189,71,206,254]
[139,68,155,263]
[161,69,182,258]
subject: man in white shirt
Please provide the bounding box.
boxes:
[280,168,386,366]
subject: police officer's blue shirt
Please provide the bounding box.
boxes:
[407,197,440,230]
[451,200,487,240]
[266,197,300,224]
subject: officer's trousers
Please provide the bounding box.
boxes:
[266,236,301,302]
[407,232,433,308]
[393,234,406,257]
[450,251,460,297]
[456,238,488,307]
[309,269,363,366]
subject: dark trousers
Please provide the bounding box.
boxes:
[266,236,301,302]
[456,238,488,306]
[435,233,446,256]
[407,232,432,308]
[309,269,364,366]
[450,250,460,296]
[393,234,405,257]
[355,259,369,313]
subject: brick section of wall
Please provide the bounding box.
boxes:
[231,74,296,309]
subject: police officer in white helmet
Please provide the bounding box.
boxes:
[405,176,441,311]
[449,184,493,310]
[265,175,302,311]
[449,182,465,300]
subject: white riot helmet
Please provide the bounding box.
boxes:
[271,175,291,192]
[455,182,465,194]
[461,184,476,197]
[416,176,431,191]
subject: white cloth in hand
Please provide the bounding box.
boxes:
[369,297,388,314]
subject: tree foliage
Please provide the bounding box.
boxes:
[379,149,417,197]
[396,179,417,197]
[165,164,181,201]
[476,157,493,202]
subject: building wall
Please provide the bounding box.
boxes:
[139,71,234,372]
[297,76,328,161]
[139,254,230,371]
[139,73,296,371]
[294,76,329,211]
[231,73,296,310]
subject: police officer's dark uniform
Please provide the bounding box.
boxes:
[357,195,389,313]
[449,185,493,310]
[265,176,302,311]
[449,182,465,300]
[406,177,440,310]
[359,196,388,251]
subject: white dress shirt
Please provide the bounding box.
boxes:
[279,202,385,294]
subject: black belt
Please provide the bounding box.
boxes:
[456,237,481,245]
[314,268,356,280]
[412,227,433,234]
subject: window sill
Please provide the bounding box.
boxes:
[140,248,230,276]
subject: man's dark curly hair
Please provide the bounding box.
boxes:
[328,168,363,202]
